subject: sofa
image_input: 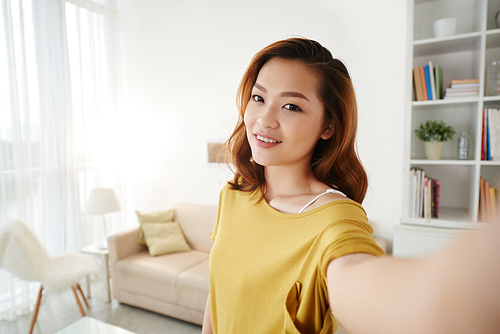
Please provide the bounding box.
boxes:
[108,202,388,326]
[108,203,217,325]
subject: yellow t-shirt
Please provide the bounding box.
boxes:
[209,184,385,333]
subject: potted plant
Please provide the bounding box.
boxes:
[415,120,455,160]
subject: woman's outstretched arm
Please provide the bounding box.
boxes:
[327,223,500,334]
[201,295,213,334]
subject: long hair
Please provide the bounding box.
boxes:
[223,38,368,204]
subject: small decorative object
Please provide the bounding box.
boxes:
[486,60,500,96]
[415,120,455,160]
[458,131,470,160]
[496,10,500,28]
[434,17,457,38]
[87,188,121,249]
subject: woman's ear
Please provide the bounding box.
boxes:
[320,122,334,140]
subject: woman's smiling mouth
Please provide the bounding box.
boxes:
[256,134,282,144]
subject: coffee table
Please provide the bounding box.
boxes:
[54,317,136,334]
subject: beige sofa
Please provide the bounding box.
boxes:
[108,203,388,326]
[108,203,217,325]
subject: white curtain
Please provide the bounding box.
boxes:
[0,0,123,320]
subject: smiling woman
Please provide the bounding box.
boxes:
[203,38,500,334]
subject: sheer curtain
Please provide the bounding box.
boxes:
[0,0,123,320]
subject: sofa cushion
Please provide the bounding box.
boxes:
[173,204,217,253]
[115,250,208,303]
[142,221,191,256]
[135,209,175,245]
[176,259,209,312]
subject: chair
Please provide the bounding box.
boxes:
[0,220,100,334]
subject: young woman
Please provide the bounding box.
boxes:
[202,38,500,334]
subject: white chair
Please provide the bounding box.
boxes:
[0,220,100,334]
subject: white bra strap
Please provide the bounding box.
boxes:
[298,189,345,213]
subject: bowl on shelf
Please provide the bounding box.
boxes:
[434,17,457,38]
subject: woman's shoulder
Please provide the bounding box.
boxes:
[300,186,355,213]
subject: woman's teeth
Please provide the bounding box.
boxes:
[256,135,281,143]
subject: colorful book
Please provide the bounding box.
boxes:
[482,109,486,160]
[413,67,425,101]
[487,110,491,161]
[428,61,437,100]
[419,66,428,101]
[434,65,443,99]
[424,65,432,100]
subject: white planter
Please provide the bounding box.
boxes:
[424,141,445,160]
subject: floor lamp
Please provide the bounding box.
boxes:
[87,188,121,249]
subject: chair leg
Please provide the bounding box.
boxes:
[71,286,85,317]
[76,283,89,308]
[29,286,44,334]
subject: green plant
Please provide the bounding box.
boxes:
[415,120,455,142]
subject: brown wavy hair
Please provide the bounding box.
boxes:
[222,38,368,204]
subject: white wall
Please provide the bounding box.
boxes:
[115,0,407,250]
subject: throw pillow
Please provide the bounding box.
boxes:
[135,209,175,245]
[141,221,191,256]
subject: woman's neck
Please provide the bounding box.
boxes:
[263,164,320,201]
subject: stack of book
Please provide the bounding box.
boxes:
[479,177,500,223]
[481,108,500,161]
[412,61,443,101]
[444,79,479,99]
[410,168,441,220]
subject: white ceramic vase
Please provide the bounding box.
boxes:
[425,141,445,160]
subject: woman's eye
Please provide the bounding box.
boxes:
[283,103,302,112]
[252,95,264,103]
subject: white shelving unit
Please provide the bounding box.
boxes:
[397,0,500,257]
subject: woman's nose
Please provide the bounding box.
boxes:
[257,105,279,129]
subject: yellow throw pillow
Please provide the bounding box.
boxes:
[141,221,191,256]
[135,209,175,245]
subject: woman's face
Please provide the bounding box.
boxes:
[244,58,333,169]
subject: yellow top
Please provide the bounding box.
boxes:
[209,184,385,334]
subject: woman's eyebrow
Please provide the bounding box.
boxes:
[253,82,309,101]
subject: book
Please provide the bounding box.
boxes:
[490,187,497,222]
[486,180,491,223]
[419,66,428,101]
[434,65,443,99]
[482,109,486,160]
[428,61,437,100]
[431,178,441,218]
[480,178,486,222]
[450,79,480,85]
[410,168,418,217]
[487,110,491,161]
[444,78,480,99]
[410,168,441,220]
[424,65,432,100]
[424,178,432,221]
[413,67,425,101]
[491,108,500,161]
[450,82,480,89]
[489,109,497,161]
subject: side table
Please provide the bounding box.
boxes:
[81,243,111,303]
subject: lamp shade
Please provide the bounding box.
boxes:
[87,188,121,215]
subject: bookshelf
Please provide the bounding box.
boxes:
[402,0,500,233]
